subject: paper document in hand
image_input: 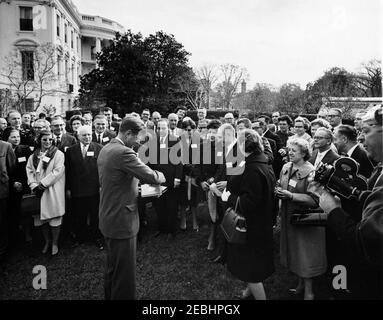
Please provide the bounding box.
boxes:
[140,184,167,198]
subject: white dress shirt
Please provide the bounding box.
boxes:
[314,149,331,168]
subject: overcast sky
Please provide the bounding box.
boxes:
[74,0,382,89]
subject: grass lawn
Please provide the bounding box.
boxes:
[0,203,329,300]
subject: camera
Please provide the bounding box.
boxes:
[314,157,368,199]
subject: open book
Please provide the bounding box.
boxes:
[140,184,167,198]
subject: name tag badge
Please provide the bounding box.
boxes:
[29,146,34,151]
[87,151,94,157]
[64,146,68,152]
[239,160,246,167]
[191,144,197,149]
[42,156,50,163]
[288,180,297,188]
[102,137,110,143]
[217,151,223,157]
[160,144,166,149]
[18,157,26,163]
[226,162,233,168]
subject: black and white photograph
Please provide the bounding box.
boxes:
[0,0,382,304]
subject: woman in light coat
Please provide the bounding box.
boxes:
[26,129,65,256]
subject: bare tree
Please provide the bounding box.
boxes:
[215,63,248,109]
[195,64,218,109]
[1,43,67,112]
[176,69,205,110]
[353,59,382,97]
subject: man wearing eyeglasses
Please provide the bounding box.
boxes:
[51,115,77,153]
[327,108,343,131]
[309,128,339,168]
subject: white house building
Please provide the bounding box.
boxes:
[0,0,124,115]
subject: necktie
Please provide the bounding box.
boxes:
[97,134,101,144]
[56,136,61,146]
[82,145,87,158]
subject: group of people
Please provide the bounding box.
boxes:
[0,103,381,300]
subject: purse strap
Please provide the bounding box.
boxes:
[234,196,241,213]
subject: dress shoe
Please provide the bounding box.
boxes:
[51,244,59,256]
[95,239,104,250]
[154,231,162,238]
[289,288,304,295]
[234,293,254,300]
[42,242,50,254]
[211,255,225,264]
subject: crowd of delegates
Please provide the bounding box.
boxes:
[0,103,382,300]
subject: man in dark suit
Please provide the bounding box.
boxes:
[0,140,16,264]
[98,116,165,300]
[51,115,77,153]
[309,128,340,168]
[151,119,183,239]
[92,115,116,146]
[6,110,34,146]
[65,125,103,248]
[334,125,374,179]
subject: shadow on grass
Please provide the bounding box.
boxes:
[0,203,329,300]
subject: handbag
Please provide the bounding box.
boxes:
[220,196,247,244]
[290,208,327,226]
[20,193,41,216]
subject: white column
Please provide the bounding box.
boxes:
[96,37,101,53]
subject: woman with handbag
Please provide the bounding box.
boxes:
[26,130,65,256]
[226,129,275,300]
[275,137,327,300]
[2,127,33,245]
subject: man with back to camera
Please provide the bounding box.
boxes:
[98,116,165,300]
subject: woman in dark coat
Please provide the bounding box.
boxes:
[3,127,33,244]
[226,129,275,300]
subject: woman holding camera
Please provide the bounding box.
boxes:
[226,129,275,300]
[276,138,326,300]
[26,129,65,256]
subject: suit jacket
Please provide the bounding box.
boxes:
[55,133,77,153]
[13,144,33,193]
[350,145,374,179]
[98,138,164,239]
[92,130,116,146]
[264,129,283,151]
[0,141,16,199]
[65,142,103,197]
[309,149,340,167]
[150,134,183,188]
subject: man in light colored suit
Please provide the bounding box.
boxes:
[98,116,165,300]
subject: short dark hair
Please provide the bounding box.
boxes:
[119,116,143,134]
[258,115,271,124]
[207,119,221,130]
[36,129,53,148]
[336,124,358,142]
[181,119,196,130]
[69,115,85,127]
[2,127,19,142]
[39,112,46,119]
[278,115,293,126]
[237,118,252,129]
[72,110,82,116]
[99,107,112,114]
[176,106,187,112]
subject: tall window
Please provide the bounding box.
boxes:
[64,24,67,43]
[65,59,68,82]
[71,31,74,48]
[24,98,34,112]
[57,55,61,76]
[71,63,75,84]
[20,7,33,31]
[56,14,60,36]
[21,51,34,80]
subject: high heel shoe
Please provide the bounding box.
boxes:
[42,242,50,254]
[51,244,59,256]
[289,287,304,295]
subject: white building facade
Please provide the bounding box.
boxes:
[0,0,124,116]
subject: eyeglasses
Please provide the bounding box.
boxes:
[327,115,339,118]
[41,138,53,141]
[313,136,328,140]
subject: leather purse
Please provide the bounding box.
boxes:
[20,193,40,216]
[220,197,247,244]
[290,208,327,226]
